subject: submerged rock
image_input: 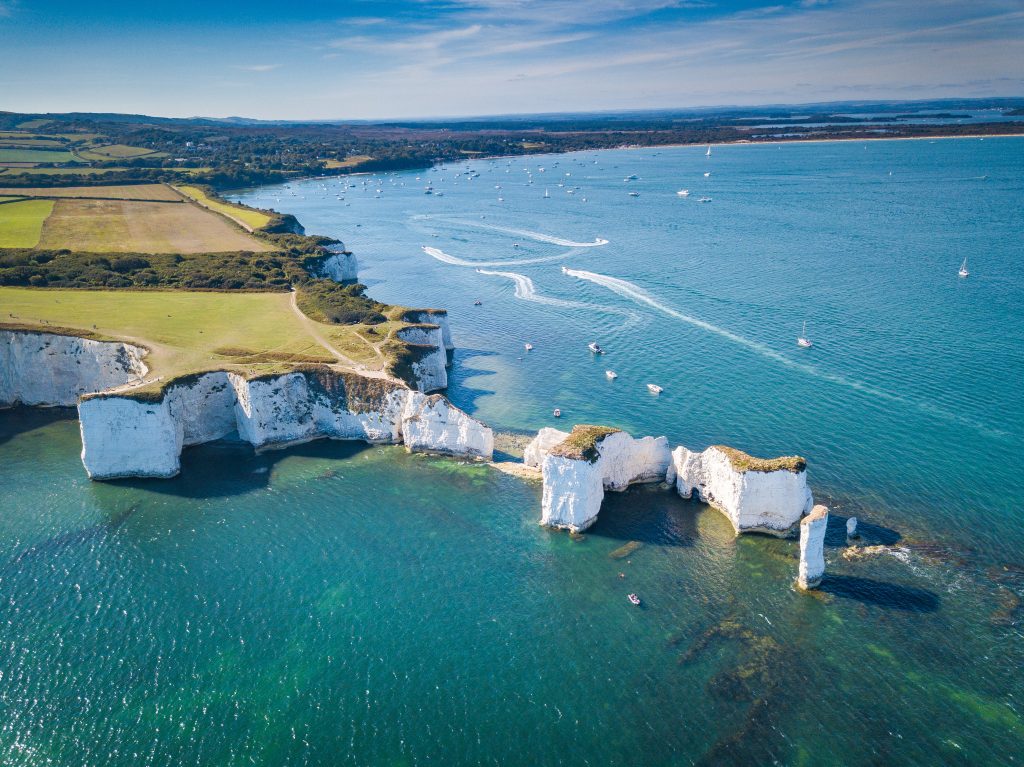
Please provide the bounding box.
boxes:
[797,504,829,590]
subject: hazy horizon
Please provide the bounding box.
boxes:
[2,0,1023,121]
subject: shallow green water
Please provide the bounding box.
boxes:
[2,138,1023,765]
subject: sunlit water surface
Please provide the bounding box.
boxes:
[1,138,1022,765]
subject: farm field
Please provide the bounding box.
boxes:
[0,138,67,148]
[0,199,54,247]
[325,155,372,168]
[35,198,274,253]
[175,185,271,230]
[77,144,165,160]
[0,183,183,201]
[0,166,132,176]
[0,148,79,164]
[0,198,54,246]
[0,287,386,384]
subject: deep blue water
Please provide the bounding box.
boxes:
[0,137,1021,765]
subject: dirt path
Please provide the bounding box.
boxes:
[289,291,394,381]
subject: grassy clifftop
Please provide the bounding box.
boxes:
[713,445,806,474]
[550,425,621,463]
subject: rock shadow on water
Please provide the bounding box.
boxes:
[108,437,375,499]
[0,405,77,446]
[444,347,499,409]
[820,574,940,612]
[587,486,698,548]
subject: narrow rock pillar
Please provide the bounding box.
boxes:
[798,504,829,590]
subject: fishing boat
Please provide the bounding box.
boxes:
[958,257,969,278]
[646,384,663,394]
[627,593,641,606]
[606,370,618,380]
[553,408,561,418]
[797,321,813,348]
[524,343,533,351]
[677,189,689,197]
[588,342,604,354]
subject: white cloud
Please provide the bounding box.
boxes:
[231,64,280,72]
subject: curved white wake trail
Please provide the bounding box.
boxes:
[563,268,1008,439]
[413,215,608,248]
[477,269,631,318]
[422,246,567,268]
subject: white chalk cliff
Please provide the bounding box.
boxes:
[79,367,492,479]
[402,310,454,353]
[523,427,569,468]
[1,330,146,408]
[798,504,829,589]
[315,246,359,282]
[540,429,672,532]
[670,446,813,536]
[394,325,448,392]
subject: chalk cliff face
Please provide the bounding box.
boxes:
[316,248,359,282]
[798,504,829,589]
[403,310,454,353]
[540,429,672,532]
[671,446,813,536]
[79,367,492,480]
[524,427,569,468]
[1,330,146,408]
[394,325,448,393]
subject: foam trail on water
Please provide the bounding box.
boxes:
[478,269,631,318]
[422,246,567,267]
[563,267,1008,439]
[413,215,608,247]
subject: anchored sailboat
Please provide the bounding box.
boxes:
[958,257,969,278]
[797,321,813,348]
[706,145,712,157]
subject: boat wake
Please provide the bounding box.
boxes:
[562,267,1009,439]
[422,246,567,268]
[478,269,632,318]
[413,215,608,248]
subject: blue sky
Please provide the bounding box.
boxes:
[1,0,1022,119]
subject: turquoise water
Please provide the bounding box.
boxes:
[1,138,1022,764]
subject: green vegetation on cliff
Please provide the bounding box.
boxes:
[550,425,621,463]
[714,445,806,474]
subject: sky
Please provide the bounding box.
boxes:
[1,0,1022,120]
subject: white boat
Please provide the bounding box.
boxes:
[704,172,711,177]
[797,321,813,348]
[588,342,604,354]
[543,189,550,199]
[553,408,561,418]
[706,145,712,157]
[677,189,690,197]
[958,257,969,278]
[524,343,533,351]
[697,196,712,203]
[646,384,663,394]
[628,191,640,197]
[625,174,638,180]
[605,370,618,380]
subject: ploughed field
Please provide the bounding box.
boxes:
[0,183,272,253]
[0,287,401,389]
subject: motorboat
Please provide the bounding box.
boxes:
[524,343,533,351]
[627,593,641,606]
[697,196,712,203]
[553,408,561,418]
[473,299,482,306]
[588,342,604,354]
[677,190,690,197]
[628,191,640,197]
[606,370,618,380]
[646,384,663,394]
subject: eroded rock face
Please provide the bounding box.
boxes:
[798,504,829,589]
[403,310,454,352]
[79,368,492,479]
[524,427,570,468]
[540,430,673,532]
[671,446,813,536]
[316,248,359,282]
[394,325,448,393]
[1,330,146,408]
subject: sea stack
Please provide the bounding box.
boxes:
[798,504,830,590]
[846,516,859,540]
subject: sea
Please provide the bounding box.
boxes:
[1,136,1022,765]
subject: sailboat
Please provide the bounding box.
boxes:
[797,321,813,348]
[543,189,550,199]
[958,257,969,278]
[706,145,712,157]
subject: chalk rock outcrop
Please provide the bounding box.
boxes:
[846,516,859,540]
[316,247,359,282]
[394,325,448,393]
[79,367,492,480]
[524,427,570,468]
[403,310,454,353]
[798,504,829,589]
[671,445,812,536]
[1,330,147,408]
[540,426,672,532]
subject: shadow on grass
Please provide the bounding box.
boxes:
[820,574,940,612]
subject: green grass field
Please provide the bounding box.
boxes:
[0,138,68,148]
[77,144,165,160]
[0,148,79,164]
[0,288,387,385]
[174,185,271,230]
[0,166,132,176]
[0,199,55,247]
